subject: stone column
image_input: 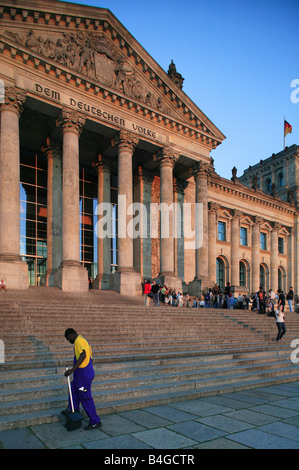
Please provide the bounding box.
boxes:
[231,210,242,290]
[295,214,299,297]
[252,216,263,292]
[111,130,141,295]
[0,86,28,289]
[133,166,153,280]
[92,154,111,290]
[208,202,220,285]
[288,227,295,290]
[41,138,62,286]
[188,162,211,296]
[173,179,187,283]
[153,146,182,291]
[270,222,281,293]
[54,107,88,292]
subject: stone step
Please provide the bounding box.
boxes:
[0,370,298,431]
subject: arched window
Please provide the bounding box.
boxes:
[239,261,246,286]
[216,257,225,289]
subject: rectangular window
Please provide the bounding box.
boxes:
[260,232,267,250]
[240,227,248,246]
[218,221,226,241]
[278,237,284,254]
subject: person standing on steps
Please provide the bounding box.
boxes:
[275,304,286,342]
[64,328,101,430]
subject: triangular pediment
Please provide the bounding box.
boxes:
[0,0,225,148]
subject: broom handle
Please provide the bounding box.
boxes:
[66,367,75,413]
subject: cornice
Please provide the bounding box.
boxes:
[0,1,225,149]
[208,173,297,215]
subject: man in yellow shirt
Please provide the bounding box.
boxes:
[64,328,101,430]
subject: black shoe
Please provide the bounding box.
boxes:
[84,421,101,430]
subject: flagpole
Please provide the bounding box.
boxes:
[283,116,285,150]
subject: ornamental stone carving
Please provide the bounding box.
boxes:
[153,146,179,168]
[0,86,26,116]
[92,154,111,173]
[208,202,221,213]
[111,130,139,152]
[5,29,171,115]
[56,107,86,135]
[191,161,212,180]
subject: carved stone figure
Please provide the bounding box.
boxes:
[5,29,173,115]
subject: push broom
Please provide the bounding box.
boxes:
[64,367,84,431]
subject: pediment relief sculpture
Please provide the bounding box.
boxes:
[4,29,173,116]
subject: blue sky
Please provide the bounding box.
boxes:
[63,0,299,180]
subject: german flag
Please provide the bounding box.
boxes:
[284,120,292,137]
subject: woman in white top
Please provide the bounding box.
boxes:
[275,305,286,342]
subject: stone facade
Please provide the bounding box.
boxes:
[0,0,298,298]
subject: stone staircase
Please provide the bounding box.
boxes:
[0,287,299,431]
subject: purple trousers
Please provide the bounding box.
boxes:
[69,359,100,425]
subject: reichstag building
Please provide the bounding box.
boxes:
[0,0,298,298]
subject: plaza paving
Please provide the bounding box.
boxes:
[1,381,299,450]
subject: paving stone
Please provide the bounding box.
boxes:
[201,395,252,409]
[224,409,278,426]
[168,399,233,417]
[228,429,299,449]
[251,404,299,419]
[270,399,299,411]
[132,427,197,449]
[119,409,172,428]
[31,421,109,449]
[167,420,226,443]
[83,434,152,449]
[258,422,299,442]
[99,414,146,436]
[195,437,250,449]
[0,428,46,449]
[142,405,196,423]
[196,414,255,433]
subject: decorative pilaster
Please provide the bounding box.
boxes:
[54,107,88,292]
[0,86,28,289]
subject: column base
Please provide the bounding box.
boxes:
[92,273,111,290]
[158,273,183,293]
[188,278,202,297]
[110,270,142,296]
[54,260,88,293]
[0,254,29,290]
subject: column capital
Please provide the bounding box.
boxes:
[92,154,111,173]
[56,107,86,135]
[111,130,139,152]
[173,177,189,195]
[41,137,62,160]
[191,161,212,180]
[208,201,221,214]
[153,146,179,168]
[0,86,26,116]
[272,222,282,232]
[288,226,295,236]
[253,216,263,226]
[231,209,243,220]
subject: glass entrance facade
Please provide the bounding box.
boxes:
[20,150,47,286]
